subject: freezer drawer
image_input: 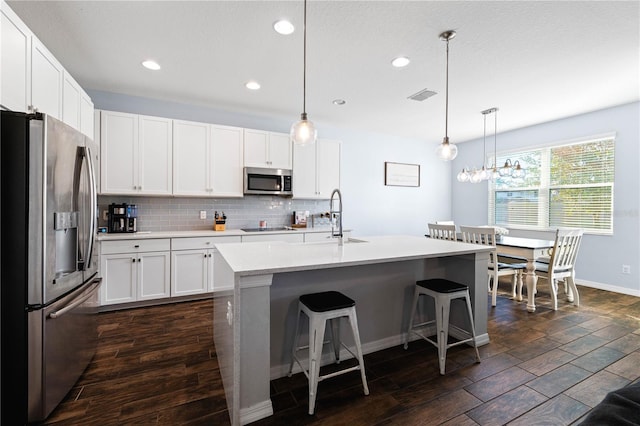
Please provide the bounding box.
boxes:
[27,278,101,422]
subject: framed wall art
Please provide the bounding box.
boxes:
[384,162,420,187]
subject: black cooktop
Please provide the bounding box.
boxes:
[241,227,291,232]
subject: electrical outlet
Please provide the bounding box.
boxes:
[102,210,108,220]
[622,264,631,274]
[199,210,207,220]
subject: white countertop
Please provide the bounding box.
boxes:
[215,235,493,276]
[97,227,341,241]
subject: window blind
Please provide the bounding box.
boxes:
[489,137,614,234]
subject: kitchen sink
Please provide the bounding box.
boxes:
[307,237,368,245]
[342,238,367,244]
[241,227,297,232]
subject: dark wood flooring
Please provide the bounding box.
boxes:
[42,281,640,425]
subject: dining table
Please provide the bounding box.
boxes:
[495,235,555,312]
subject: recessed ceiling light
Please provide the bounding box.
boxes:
[332,99,346,105]
[142,60,161,71]
[273,20,295,35]
[391,56,410,68]
[245,81,261,90]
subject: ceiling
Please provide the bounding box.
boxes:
[8,1,640,143]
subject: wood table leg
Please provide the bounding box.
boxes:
[525,261,537,312]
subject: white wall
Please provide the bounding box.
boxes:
[88,90,451,238]
[451,102,640,295]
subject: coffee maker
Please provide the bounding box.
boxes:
[108,203,137,233]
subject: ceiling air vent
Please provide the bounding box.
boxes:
[408,88,437,101]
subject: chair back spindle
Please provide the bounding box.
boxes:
[427,223,456,241]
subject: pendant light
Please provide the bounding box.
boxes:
[457,108,496,183]
[435,30,458,161]
[290,0,317,145]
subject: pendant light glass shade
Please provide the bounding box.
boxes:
[290,113,317,145]
[457,167,470,182]
[436,31,458,161]
[436,137,458,161]
[511,160,525,178]
[291,0,317,145]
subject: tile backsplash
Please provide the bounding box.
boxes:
[98,195,331,232]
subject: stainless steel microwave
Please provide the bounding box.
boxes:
[244,167,293,196]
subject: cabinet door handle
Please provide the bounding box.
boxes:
[134,245,140,248]
[132,258,136,263]
[138,258,141,262]
[204,254,207,258]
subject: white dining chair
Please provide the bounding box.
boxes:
[533,228,584,310]
[427,223,456,241]
[460,225,526,307]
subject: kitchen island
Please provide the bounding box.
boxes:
[213,235,493,425]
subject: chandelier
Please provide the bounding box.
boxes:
[457,108,497,183]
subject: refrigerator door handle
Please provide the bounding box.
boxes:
[84,145,97,271]
[49,279,101,319]
[73,146,97,271]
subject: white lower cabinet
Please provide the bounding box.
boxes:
[100,239,171,305]
[171,249,211,296]
[99,231,348,308]
[171,236,241,296]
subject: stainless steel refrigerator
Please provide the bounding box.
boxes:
[1,111,102,424]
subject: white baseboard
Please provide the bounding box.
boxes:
[577,279,640,297]
[240,399,273,425]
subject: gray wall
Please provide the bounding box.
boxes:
[450,102,640,295]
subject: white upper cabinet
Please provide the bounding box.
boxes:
[316,138,341,197]
[1,1,93,135]
[173,120,244,197]
[100,110,172,195]
[293,138,341,199]
[173,119,211,196]
[211,124,244,197]
[31,38,63,119]
[62,70,94,137]
[1,1,31,112]
[101,110,137,194]
[62,70,81,130]
[244,129,292,169]
[80,92,94,137]
[138,114,173,194]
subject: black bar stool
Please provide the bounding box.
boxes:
[288,291,369,415]
[405,278,481,375]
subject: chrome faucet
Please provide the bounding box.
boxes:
[330,188,343,246]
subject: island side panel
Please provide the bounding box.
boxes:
[213,254,237,425]
[238,275,274,423]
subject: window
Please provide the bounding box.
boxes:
[489,135,615,234]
